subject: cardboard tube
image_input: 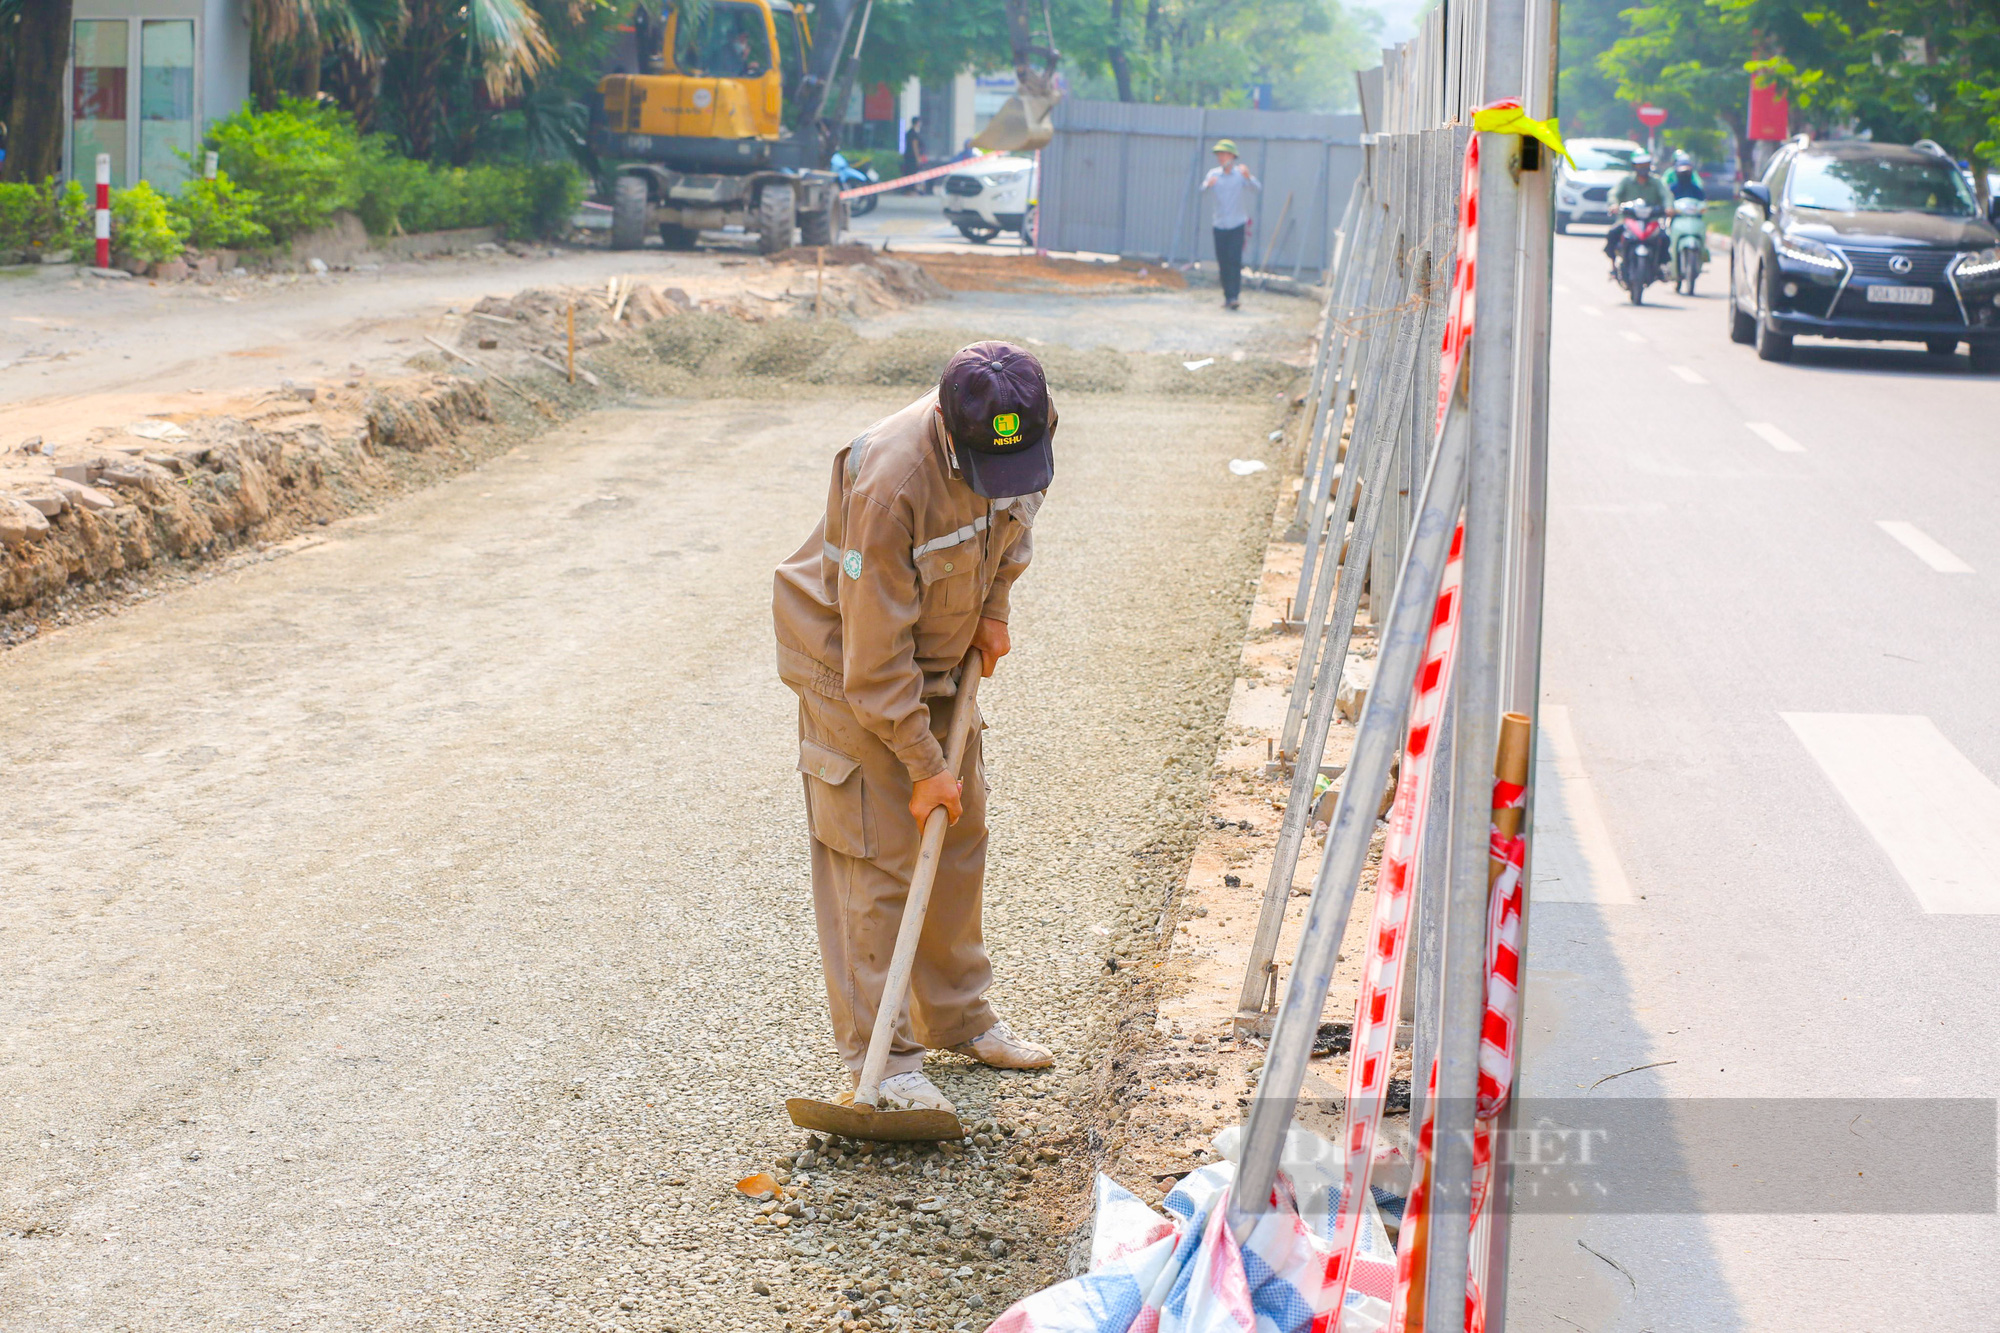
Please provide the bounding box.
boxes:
[1488,711,1531,884]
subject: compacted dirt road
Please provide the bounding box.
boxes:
[1,288,1310,1332]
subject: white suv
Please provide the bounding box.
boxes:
[1557,138,1648,232]
[940,155,1037,243]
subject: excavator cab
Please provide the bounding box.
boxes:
[598,0,840,254]
[600,1,813,167]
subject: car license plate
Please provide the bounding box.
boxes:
[1866,284,1934,306]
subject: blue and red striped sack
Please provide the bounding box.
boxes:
[985,1126,1397,1333]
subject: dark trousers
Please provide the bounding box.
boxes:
[1214,223,1246,303]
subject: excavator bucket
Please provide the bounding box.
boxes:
[973,90,1058,152]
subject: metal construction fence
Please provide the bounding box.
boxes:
[1037,99,1364,273]
[1223,0,1559,1327]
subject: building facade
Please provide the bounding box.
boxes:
[66,0,250,190]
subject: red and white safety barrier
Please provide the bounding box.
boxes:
[95,153,112,269]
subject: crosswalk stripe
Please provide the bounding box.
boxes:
[1876,521,1973,573]
[1782,713,2000,914]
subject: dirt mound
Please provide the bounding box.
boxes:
[605,313,1294,403]
[909,252,1188,294]
[0,378,493,616]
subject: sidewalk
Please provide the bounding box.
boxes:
[1087,433,1414,1207]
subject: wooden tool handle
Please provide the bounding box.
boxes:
[854,650,984,1108]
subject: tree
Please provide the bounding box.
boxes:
[852,0,1375,115]
[1743,0,2000,207]
[1108,0,1136,101]
[1557,0,1637,138]
[1600,0,1758,174]
[1,0,73,183]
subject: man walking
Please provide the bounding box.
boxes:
[773,342,1059,1114]
[901,115,928,194]
[1202,139,1261,310]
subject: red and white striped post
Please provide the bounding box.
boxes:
[94,153,112,269]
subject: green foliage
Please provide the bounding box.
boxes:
[355,151,582,238]
[1558,0,1639,138]
[0,179,91,254]
[202,99,581,244]
[1599,0,1757,167]
[854,0,1378,114]
[205,97,362,239]
[110,182,187,264]
[169,172,272,249]
[1741,0,2000,186]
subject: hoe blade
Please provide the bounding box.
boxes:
[785,1096,965,1143]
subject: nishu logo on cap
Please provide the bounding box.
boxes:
[991,412,1022,447]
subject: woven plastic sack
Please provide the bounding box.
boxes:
[986,1125,1395,1333]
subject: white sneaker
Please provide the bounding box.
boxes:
[950,1019,1054,1069]
[875,1070,956,1114]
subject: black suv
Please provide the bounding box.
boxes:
[1728,138,2000,370]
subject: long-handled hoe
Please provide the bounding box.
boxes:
[785,649,984,1143]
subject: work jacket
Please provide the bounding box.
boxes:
[1611,173,1672,211]
[774,389,1044,784]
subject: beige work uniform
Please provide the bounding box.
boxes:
[773,388,1046,1075]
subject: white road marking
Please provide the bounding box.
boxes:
[1554,282,1573,294]
[1875,521,1973,573]
[1530,705,1639,905]
[1745,421,1806,453]
[1669,365,1708,384]
[1620,331,1646,343]
[1781,713,2000,914]
[1579,305,1603,317]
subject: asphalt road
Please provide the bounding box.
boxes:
[1509,230,2000,1329]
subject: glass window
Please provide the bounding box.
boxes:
[140,20,197,191]
[72,19,130,185]
[1788,154,1978,216]
[1765,154,1790,202]
[1569,143,1641,173]
[674,1,770,77]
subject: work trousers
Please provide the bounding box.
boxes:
[1214,223,1247,304]
[797,691,995,1076]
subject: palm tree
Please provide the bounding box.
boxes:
[253,0,569,159]
[387,0,561,160]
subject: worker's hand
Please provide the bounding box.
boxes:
[910,771,964,827]
[971,617,1010,676]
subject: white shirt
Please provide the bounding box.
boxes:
[1203,163,1262,230]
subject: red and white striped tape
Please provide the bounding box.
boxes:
[838,157,979,201]
[1385,107,1534,1333]
[95,153,112,269]
[1309,107,1532,1333]
[1316,515,1465,1317]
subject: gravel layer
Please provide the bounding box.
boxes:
[0,290,1307,1331]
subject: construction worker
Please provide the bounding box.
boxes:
[1203,139,1262,310]
[773,342,1059,1114]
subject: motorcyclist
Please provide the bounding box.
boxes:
[1664,149,1705,201]
[1603,155,1672,266]
[1663,150,1711,271]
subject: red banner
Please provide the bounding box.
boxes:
[1749,82,1790,141]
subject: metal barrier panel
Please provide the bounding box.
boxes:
[1219,0,1557,1329]
[1039,100,1364,271]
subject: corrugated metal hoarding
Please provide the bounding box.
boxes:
[1039,100,1364,275]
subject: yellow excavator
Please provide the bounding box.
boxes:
[596,0,1059,254]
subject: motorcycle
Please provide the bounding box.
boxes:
[831,152,880,217]
[1613,199,1665,305]
[1669,195,1707,295]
